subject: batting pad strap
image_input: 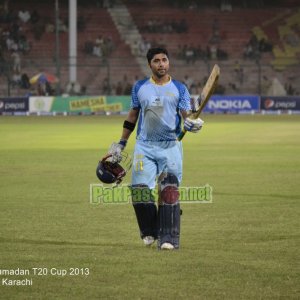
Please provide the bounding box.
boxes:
[123,120,136,132]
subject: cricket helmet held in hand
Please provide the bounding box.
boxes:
[96,152,132,185]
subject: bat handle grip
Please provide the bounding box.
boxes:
[177,129,187,141]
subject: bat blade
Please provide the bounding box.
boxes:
[178,64,220,141]
[194,64,220,118]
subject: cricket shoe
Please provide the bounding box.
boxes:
[143,236,155,246]
[160,242,175,250]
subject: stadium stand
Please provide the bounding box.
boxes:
[0,0,299,96]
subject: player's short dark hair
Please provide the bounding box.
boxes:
[146,47,169,64]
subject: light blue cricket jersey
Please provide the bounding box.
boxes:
[131,77,191,142]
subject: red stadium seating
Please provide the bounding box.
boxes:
[1,0,299,96]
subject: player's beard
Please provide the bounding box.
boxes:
[154,68,168,78]
[154,66,169,78]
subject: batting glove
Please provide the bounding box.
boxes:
[107,140,127,163]
[184,117,204,133]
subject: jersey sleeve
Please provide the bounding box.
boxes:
[131,82,141,109]
[178,83,191,112]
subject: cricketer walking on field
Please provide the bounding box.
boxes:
[98,47,204,250]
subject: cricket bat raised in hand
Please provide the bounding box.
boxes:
[177,64,220,141]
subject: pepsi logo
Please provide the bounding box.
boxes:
[264,99,274,109]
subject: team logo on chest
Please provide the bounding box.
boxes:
[154,97,162,106]
[150,96,163,107]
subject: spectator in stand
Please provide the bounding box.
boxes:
[143,39,152,53]
[6,34,15,51]
[58,18,67,32]
[215,83,226,94]
[285,82,296,95]
[283,32,299,47]
[84,41,94,54]
[37,82,45,96]
[93,43,102,57]
[258,38,273,52]
[101,77,110,95]
[148,18,157,33]
[115,81,123,95]
[132,40,140,56]
[249,33,259,50]
[110,83,116,95]
[32,22,45,40]
[45,21,55,33]
[210,44,217,60]
[94,35,104,57]
[228,81,238,93]
[243,43,254,59]
[123,82,132,95]
[185,45,195,64]
[66,81,81,95]
[183,74,194,90]
[18,34,30,53]
[191,81,202,95]
[95,35,105,56]
[216,46,228,60]
[103,36,114,55]
[138,39,148,56]
[30,10,40,24]
[11,70,21,87]
[243,32,264,59]
[20,72,30,89]
[11,50,21,73]
[204,45,211,60]
[37,78,53,96]
[103,0,115,9]
[10,38,18,51]
[95,35,104,47]
[85,35,115,58]
[143,18,188,34]
[80,85,87,95]
[234,60,244,85]
[18,9,30,23]
[136,40,144,56]
[188,1,197,10]
[220,0,232,12]
[45,81,54,96]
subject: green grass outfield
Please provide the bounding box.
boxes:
[0,115,299,299]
